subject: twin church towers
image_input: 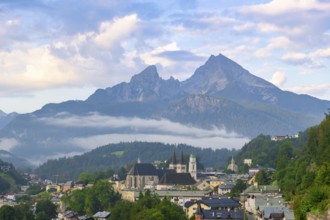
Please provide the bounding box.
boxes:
[169,149,197,181]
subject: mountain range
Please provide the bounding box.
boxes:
[0,54,329,166]
[0,110,17,130]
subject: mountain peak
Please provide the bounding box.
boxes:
[183,53,276,96]
[130,65,159,84]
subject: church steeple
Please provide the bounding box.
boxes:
[172,150,177,164]
[189,154,197,181]
[179,149,184,164]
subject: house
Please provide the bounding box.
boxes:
[60,210,79,220]
[185,201,210,219]
[257,206,294,220]
[121,189,210,205]
[78,216,92,220]
[218,183,235,195]
[241,185,292,219]
[196,209,244,220]
[93,211,111,220]
[271,135,287,141]
[209,179,225,189]
[62,181,73,192]
[248,165,266,176]
[196,179,211,190]
[184,197,241,219]
[244,159,252,166]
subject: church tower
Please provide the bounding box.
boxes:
[176,149,187,173]
[227,156,238,173]
[169,149,187,173]
[189,154,197,181]
[169,150,177,170]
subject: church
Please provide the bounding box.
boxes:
[169,149,197,181]
[125,149,197,190]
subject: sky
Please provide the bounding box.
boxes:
[0,0,330,114]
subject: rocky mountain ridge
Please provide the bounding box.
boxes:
[0,53,329,164]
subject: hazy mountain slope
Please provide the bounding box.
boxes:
[0,150,32,170]
[0,110,17,130]
[161,94,315,137]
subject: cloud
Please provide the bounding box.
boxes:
[289,84,330,100]
[270,71,287,87]
[239,0,330,51]
[281,52,310,65]
[240,0,330,16]
[311,47,330,58]
[280,52,326,68]
[0,46,81,89]
[0,13,143,95]
[93,14,139,50]
[38,112,247,139]
[67,133,249,151]
[140,42,180,67]
[170,11,235,31]
[255,36,291,58]
[156,50,204,62]
[233,23,254,32]
[36,112,249,150]
[138,42,204,80]
[0,138,19,151]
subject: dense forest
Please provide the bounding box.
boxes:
[275,113,330,219]
[35,142,236,181]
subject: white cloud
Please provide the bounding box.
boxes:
[289,84,330,100]
[35,113,250,154]
[93,14,139,50]
[233,23,254,32]
[0,46,81,89]
[0,14,142,95]
[0,138,19,152]
[270,71,287,87]
[140,42,180,67]
[255,36,291,58]
[38,112,246,139]
[257,23,279,33]
[241,0,330,16]
[68,133,249,151]
[281,52,310,65]
[311,47,330,58]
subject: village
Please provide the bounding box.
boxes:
[0,149,295,220]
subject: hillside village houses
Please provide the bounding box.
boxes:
[2,149,296,220]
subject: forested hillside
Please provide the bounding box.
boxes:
[274,113,330,219]
[233,131,308,172]
[0,160,27,193]
[235,113,330,219]
[35,142,236,181]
